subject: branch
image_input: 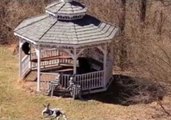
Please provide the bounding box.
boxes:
[157,100,171,116]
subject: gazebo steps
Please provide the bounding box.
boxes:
[48,87,107,97]
[50,89,70,97]
[49,87,107,97]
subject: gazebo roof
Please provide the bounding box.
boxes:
[14,0,120,47]
[46,0,87,20]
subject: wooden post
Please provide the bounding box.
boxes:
[64,48,84,75]
[103,44,107,87]
[19,39,23,79]
[111,44,114,74]
[35,45,41,92]
[73,48,77,74]
[29,44,32,70]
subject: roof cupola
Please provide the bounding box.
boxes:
[46,0,87,21]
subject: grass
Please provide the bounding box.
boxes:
[0,46,171,120]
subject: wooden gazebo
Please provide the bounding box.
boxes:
[14,0,120,96]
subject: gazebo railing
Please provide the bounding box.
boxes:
[31,49,60,69]
[21,55,30,78]
[59,58,73,65]
[31,59,60,69]
[60,74,71,88]
[40,71,104,92]
[40,72,57,92]
[75,71,104,90]
[32,58,72,69]
[31,49,73,69]
[31,49,60,60]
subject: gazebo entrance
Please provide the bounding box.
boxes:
[19,39,113,95]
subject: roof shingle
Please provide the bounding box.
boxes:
[14,0,120,47]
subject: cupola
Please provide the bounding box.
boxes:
[46,0,87,21]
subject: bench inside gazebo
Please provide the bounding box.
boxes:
[14,0,120,98]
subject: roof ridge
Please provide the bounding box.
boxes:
[39,20,58,40]
[46,1,61,9]
[71,4,79,42]
[56,2,66,14]
[14,15,49,32]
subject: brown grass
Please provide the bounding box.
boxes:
[0,46,171,120]
[1,0,171,119]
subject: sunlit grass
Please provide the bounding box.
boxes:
[0,46,109,120]
[0,46,171,120]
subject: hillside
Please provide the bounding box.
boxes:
[0,0,171,119]
[0,46,171,120]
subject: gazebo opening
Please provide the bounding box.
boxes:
[14,0,120,98]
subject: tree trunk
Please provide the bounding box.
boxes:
[140,0,147,23]
[120,0,126,31]
[119,0,127,71]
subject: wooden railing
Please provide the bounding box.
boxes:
[31,49,60,69]
[59,58,73,65]
[60,74,70,88]
[31,49,60,60]
[39,71,104,92]
[31,59,60,69]
[21,55,30,78]
[40,72,57,92]
[40,72,70,92]
[31,49,73,69]
[75,71,104,90]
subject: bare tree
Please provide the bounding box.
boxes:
[119,0,128,70]
[140,0,147,23]
[156,11,166,35]
[120,0,126,31]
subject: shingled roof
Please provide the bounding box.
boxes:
[14,0,120,47]
[46,0,87,18]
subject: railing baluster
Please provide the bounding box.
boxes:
[39,69,104,92]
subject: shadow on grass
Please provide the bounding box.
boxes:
[83,75,166,106]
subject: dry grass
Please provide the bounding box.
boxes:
[0,47,171,120]
[1,0,171,119]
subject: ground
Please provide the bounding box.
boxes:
[0,46,171,120]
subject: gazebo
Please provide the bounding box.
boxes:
[14,0,120,96]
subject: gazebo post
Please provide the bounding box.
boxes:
[35,45,41,92]
[19,39,23,79]
[29,45,32,70]
[103,44,108,87]
[73,48,77,74]
[63,49,76,74]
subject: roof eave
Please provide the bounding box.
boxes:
[14,26,120,48]
[37,39,113,49]
[45,10,56,17]
[14,32,37,45]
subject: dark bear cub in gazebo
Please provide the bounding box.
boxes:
[22,42,30,55]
